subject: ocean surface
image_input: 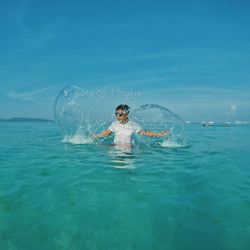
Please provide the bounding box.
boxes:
[0,122,250,250]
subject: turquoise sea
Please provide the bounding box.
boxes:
[0,122,250,250]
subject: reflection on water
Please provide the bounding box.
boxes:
[108,144,136,169]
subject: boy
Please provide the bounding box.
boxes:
[94,104,169,144]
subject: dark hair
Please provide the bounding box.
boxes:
[115,104,130,113]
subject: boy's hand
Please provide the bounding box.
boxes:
[160,130,170,136]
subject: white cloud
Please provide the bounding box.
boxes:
[7,87,53,101]
[228,104,237,115]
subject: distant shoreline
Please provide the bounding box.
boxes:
[0,117,54,122]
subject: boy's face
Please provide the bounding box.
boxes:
[115,109,128,122]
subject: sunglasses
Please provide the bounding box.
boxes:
[115,112,128,117]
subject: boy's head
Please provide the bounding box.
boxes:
[115,104,130,121]
[115,104,130,113]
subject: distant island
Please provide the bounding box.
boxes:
[0,117,54,122]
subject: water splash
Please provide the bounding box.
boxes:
[130,104,187,147]
[54,86,139,144]
[62,134,94,145]
[54,86,187,147]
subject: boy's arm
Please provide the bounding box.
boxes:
[93,129,113,139]
[139,130,169,137]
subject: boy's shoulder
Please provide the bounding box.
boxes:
[129,120,138,125]
[128,120,140,127]
[111,121,119,125]
[110,121,120,128]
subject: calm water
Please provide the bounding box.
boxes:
[0,122,250,250]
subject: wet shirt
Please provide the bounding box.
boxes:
[109,120,141,144]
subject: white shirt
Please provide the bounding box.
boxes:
[109,120,141,144]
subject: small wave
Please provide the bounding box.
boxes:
[63,134,94,144]
[161,139,186,148]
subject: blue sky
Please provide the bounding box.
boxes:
[0,0,250,121]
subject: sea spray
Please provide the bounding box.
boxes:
[54,86,187,147]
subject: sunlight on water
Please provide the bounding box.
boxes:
[108,144,136,169]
